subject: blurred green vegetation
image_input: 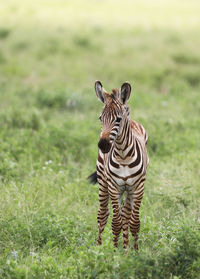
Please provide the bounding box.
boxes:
[0,0,200,278]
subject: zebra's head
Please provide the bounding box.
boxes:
[95,81,131,154]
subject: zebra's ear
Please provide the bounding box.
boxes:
[120,82,131,104]
[95,81,106,103]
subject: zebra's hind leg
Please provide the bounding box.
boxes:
[129,183,144,251]
[121,194,132,250]
[97,182,109,245]
[109,185,123,247]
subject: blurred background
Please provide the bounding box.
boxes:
[0,0,200,278]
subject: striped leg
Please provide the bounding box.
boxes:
[129,183,144,251]
[108,184,123,247]
[97,182,109,245]
[121,194,132,249]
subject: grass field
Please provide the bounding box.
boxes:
[0,0,200,278]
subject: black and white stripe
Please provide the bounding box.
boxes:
[88,81,149,250]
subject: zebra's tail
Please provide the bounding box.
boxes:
[88,171,97,184]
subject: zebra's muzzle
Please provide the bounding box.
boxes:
[98,138,112,153]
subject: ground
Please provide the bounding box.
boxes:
[0,0,200,278]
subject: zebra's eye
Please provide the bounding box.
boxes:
[99,116,102,121]
[116,117,122,123]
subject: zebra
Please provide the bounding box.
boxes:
[88,81,149,250]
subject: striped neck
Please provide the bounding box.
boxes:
[114,117,134,158]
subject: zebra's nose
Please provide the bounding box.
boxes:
[98,138,112,153]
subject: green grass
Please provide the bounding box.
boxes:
[0,0,200,278]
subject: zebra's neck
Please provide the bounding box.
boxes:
[114,117,134,159]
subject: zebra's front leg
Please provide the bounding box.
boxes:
[122,194,132,250]
[130,183,144,251]
[109,185,123,247]
[97,182,109,245]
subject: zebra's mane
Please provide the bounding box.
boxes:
[104,89,130,117]
[110,88,119,100]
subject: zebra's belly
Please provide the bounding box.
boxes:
[107,164,144,189]
[113,175,141,189]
